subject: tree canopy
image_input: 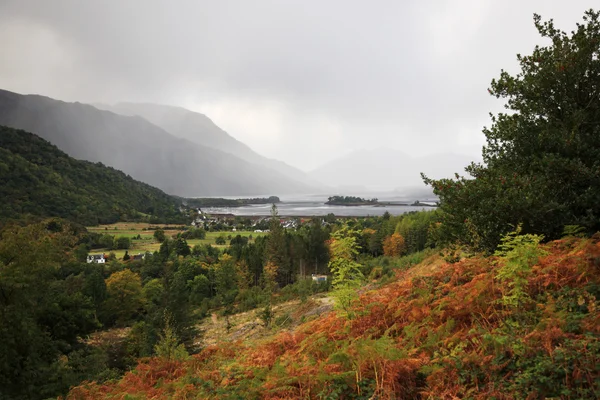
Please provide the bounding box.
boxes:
[423,9,600,251]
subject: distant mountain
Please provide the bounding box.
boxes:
[0,89,313,197]
[308,148,480,191]
[0,125,185,225]
[95,102,320,188]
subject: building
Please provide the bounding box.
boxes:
[311,274,327,283]
[87,254,106,264]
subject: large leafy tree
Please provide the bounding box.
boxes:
[424,10,600,252]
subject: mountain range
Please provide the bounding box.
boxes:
[94,102,314,187]
[0,88,475,198]
[0,89,316,197]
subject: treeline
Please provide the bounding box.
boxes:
[185,196,280,208]
[0,126,187,226]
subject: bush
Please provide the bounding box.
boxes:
[215,235,226,245]
[114,236,131,250]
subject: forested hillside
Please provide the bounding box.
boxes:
[0,126,185,225]
[0,89,314,196]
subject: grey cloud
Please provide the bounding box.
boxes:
[0,0,595,171]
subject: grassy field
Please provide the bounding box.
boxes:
[87,222,266,258]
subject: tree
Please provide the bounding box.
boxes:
[328,226,364,318]
[423,10,600,252]
[114,236,131,250]
[383,233,406,257]
[154,312,188,361]
[174,237,191,257]
[266,204,290,286]
[104,269,144,326]
[214,254,238,309]
[215,234,226,245]
[153,228,166,243]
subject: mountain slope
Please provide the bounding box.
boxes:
[309,148,480,191]
[96,102,319,188]
[0,125,185,225]
[0,89,312,197]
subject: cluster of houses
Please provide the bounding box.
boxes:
[190,209,308,232]
[86,253,145,264]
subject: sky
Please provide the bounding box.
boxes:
[0,0,595,171]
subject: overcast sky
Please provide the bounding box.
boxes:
[0,1,595,171]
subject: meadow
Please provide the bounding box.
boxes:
[87,222,265,258]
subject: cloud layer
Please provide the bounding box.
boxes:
[0,0,594,170]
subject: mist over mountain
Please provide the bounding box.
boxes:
[0,89,313,197]
[309,148,480,192]
[95,102,319,188]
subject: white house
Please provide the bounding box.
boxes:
[311,274,327,283]
[87,254,106,264]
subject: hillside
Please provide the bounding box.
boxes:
[0,89,313,196]
[309,148,479,191]
[0,125,185,225]
[96,102,321,189]
[69,236,600,399]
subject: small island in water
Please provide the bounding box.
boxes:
[325,195,379,206]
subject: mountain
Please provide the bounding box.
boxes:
[0,89,313,197]
[95,102,319,188]
[0,125,185,225]
[308,148,480,192]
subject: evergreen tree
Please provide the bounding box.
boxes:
[266,204,290,286]
[423,10,600,252]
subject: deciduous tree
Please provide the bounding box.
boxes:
[104,269,144,326]
[383,233,406,257]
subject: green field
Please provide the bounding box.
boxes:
[87,222,266,258]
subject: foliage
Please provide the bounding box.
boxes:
[423,10,600,252]
[0,220,100,399]
[328,226,364,318]
[69,236,600,399]
[104,269,144,326]
[494,227,547,307]
[153,228,166,243]
[0,126,186,225]
[383,233,406,257]
[266,204,291,286]
[114,236,131,250]
[154,312,189,361]
[215,234,226,245]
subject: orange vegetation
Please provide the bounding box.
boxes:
[68,237,600,399]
